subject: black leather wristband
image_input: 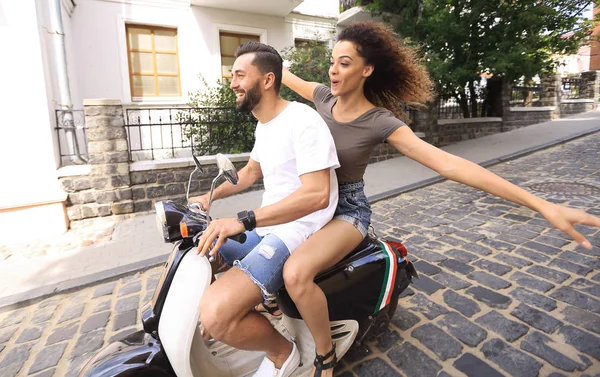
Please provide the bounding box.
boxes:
[248,210,256,231]
[237,210,256,231]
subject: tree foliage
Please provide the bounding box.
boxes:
[365,0,598,115]
[280,38,332,106]
[179,76,256,156]
[180,40,333,155]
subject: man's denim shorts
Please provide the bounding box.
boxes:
[334,180,372,238]
[218,230,289,300]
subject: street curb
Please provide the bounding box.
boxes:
[2,125,599,311]
[0,254,169,311]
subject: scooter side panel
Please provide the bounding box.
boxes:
[78,330,175,377]
[158,248,212,377]
[278,240,411,322]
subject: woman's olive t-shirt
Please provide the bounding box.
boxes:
[313,85,406,183]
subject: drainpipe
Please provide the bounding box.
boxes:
[48,0,87,164]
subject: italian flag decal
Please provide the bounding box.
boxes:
[375,241,398,312]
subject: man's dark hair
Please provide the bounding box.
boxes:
[234,42,283,93]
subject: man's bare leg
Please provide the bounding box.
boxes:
[200,267,292,368]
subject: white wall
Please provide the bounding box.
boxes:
[558,46,591,76]
[0,0,64,206]
[293,0,339,19]
[64,0,331,106]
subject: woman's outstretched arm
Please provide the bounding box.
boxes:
[386,126,600,249]
[282,67,321,103]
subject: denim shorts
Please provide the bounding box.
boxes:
[334,180,372,238]
[218,230,290,300]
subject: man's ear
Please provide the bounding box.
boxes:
[263,72,276,90]
[363,65,374,78]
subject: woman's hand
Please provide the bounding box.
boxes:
[539,202,600,249]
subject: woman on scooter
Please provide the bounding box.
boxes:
[280,21,600,377]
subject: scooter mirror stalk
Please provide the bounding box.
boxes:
[205,154,239,227]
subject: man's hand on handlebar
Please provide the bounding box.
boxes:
[197,218,245,257]
[189,194,210,211]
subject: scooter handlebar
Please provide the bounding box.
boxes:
[229,232,247,244]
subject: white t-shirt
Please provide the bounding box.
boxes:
[250,101,340,252]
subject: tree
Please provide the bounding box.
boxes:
[280,38,332,106]
[365,0,599,116]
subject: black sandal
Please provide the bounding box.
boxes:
[254,301,282,318]
[313,343,337,377]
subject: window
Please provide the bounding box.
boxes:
[220,32,260,79]
[126,25,181,98]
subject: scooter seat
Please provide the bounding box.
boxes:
[339,235,373,262]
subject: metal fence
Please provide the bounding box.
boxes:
[562,77,583,99]
[510,84,544,107]
[55,109,88,166]
[124,107,255,162]
[437,95,486,119]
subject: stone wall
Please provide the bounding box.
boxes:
[580,71,599,101]
[429,118,503,146]
[503,108,554,131]
[129,160,262,213]
[560,100,596,117]
[370,143,402,163]
[61,100,134,221]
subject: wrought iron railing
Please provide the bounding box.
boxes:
[561,77,583,99]
[55,109,88,166]
[510,84,544,107]
[437,94,487,119]
[124,107,255,162]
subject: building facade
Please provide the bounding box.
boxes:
[0,0,363,240]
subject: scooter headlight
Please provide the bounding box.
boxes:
[153,200,207,243]
[154,201,168,240]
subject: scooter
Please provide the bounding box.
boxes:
[78,153,418,377]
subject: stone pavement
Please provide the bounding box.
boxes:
[0,110,599,309]
[0,131,599,377]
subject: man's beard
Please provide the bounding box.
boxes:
[235,81,262,113]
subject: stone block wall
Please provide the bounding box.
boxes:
[129,161,262,213]
[560,100,596,117]
[503,109,554,131]
[427,119,503,147]
[580,71,599,101]
[370,143,402,163]
[61,100,134,220]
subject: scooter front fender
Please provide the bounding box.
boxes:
[159,246,213,377]
[78,330,175,377]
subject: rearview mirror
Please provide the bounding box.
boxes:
[216,153,238,185]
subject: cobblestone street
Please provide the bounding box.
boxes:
[1,132,600,377]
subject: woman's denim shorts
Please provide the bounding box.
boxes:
[334,180,372,238]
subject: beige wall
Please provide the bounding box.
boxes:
[590,5,600,70]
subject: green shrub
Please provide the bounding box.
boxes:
[181,39,332,155]
[179,76,255,156]
[280,39,332,107]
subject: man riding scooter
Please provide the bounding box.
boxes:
[189,42,339,377]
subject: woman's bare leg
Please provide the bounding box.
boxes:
[283,220,363,377]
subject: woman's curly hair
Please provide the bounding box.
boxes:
[338,21,434,119]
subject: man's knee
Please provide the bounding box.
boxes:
[199,291,231,340]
